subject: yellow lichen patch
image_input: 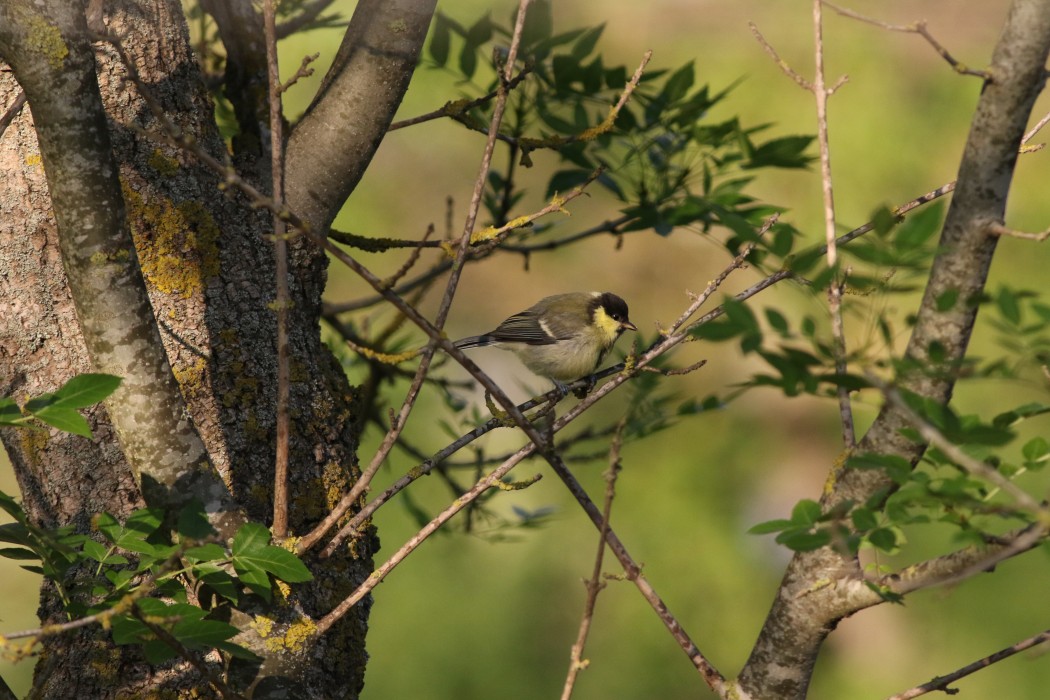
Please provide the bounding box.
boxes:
[147,149,180,177]
[262,617,317,654]
[321,461,351,511]
[274,579,292,602]
[24,154,42,168]
[251,615,274,639]
[172,357,208,399]
[18,427,48,468]
[25,14,68,69]
[121,181,221,298]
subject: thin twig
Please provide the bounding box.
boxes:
[886,629,1050,700]
[313,442,538,635]
[263,0,291,539]
[987,221,1050,242]
[388,66,532,131]
[279,52,319,94]
[822,2,990,79]
[749,22,813,91]
[297,0,537,555]
[1022,110,1050,144]
[0,89,27,140]
[325,215,635,314]
[560,419,626,700]
[811,0,855,448]
[384,224,435,288]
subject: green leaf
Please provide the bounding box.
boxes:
[171,618,239,650]
[868,528,898,551]
[570,23,603,60]
[0,546,39,561]
[776,528,831,551]
[895,203,942,251]
[935,289,958,312]
[1022,436,1050,468]
[176,500,217,541]
[196,565,240,604]
[235,545,312,584]
[30,406,92,437]
[791,499,823,525]
[232,522,272,556]
[743,135,814,169]
[851,507,878,532]
[185,543,227,562]
[50,373,122,409]
[765,307,790,337]
[0,491,26,521]
[81,539,111,563]
[870,205,899,237]
[429,14,451,66]
[747,519,793,535]
[0,397,23,426]
[996,287,1022,325]
[662,61,695,103]
[236,564,274,602]
[215,640,263,662]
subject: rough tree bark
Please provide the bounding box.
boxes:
[733,1,1050,698]
[0,0,435,697]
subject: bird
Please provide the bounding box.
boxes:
[453,291,637,390]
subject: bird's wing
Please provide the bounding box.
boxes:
[487,309,568,345]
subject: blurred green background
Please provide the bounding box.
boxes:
[4,1,1050,697]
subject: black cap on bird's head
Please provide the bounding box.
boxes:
[592,292,637,333]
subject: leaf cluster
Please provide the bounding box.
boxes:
[427,1,808,263]
[0,494,312,664]
[0,373,121,438]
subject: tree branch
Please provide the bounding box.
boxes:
[0,0,243,538]
[886,628,1050,700]
[284,0,437,233]
[736,2,1050,698]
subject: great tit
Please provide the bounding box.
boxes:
[454,291,637,387]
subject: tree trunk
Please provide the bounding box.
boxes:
[0,0,398,696]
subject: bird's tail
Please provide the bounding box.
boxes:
[453,335,495,349]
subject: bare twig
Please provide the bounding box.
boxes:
[560,419,626,700]
[822,2,990,79]
[0,88,26,140]
[313,442,539,636]
[810,0,855,448]
[325,215,635,314]
[1022,110,1050,144]
[263,0,291,539]
[388,66,532,131]
[298,0,538,555]
[384,224,435,288]
[749,22,813,91]
[987,220,1050,242]
[886,628,1050,700]
[280,52,319,94]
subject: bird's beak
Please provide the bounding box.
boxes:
[622,320,638,332]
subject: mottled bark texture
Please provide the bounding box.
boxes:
[0,0,433,697]
[734,2,1050,699]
